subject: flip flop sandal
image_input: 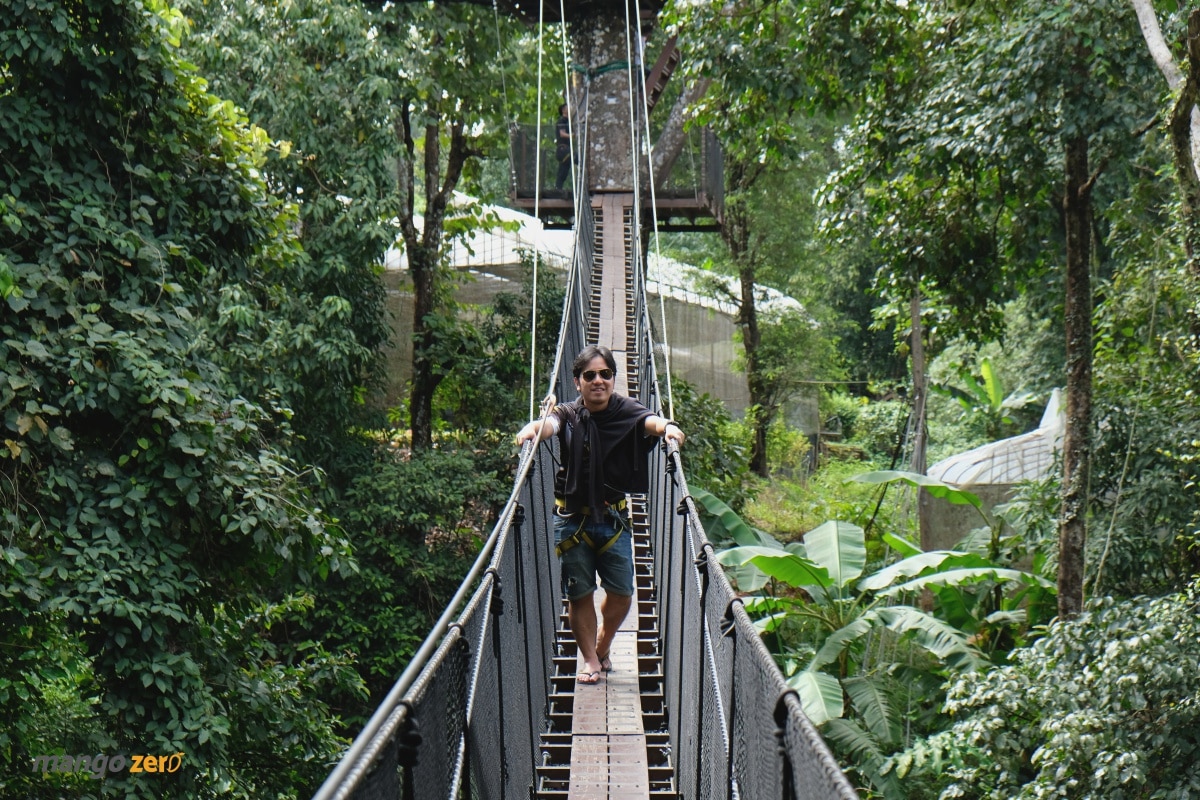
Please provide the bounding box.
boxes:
[576,670,602,685]
[598,653,613,673]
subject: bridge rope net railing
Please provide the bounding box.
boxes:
[313,118,854,800]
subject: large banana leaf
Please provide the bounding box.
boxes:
[741,596,796,634]
[752,610,791,636]
[807,605,984,673]
[877,567,1055,599]
[715,546,831,588]
[788,669,843,725]
[844,676,901,748]
[802,520,866,589]
[857,550,992,592]
[931,583,976,631]
[806,615,873,672]
[882,531,922,558]
[692,487,779,547]
[822,718,905,799]
[849,470,983,511]
[723,561,770,592]
[979,357,1002,410]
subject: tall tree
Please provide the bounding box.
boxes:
[1132,2,1200,276]
[1,1,357,795]
[950,0,1158,618]
[189,0,539,452]
[818,0,1158,616]
[387,3,533,450]
[663,0,899,475]
[183,0,397,470]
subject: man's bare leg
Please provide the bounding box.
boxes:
[595,592,632,665]
[568,594,603,678]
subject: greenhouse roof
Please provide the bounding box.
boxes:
[928,389,1063,488]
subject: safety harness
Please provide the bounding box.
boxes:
[553,497,629,558]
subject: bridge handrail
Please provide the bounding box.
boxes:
[313,176,857,798]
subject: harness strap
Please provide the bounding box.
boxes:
[554,496,628,515]
[553,503,628,558]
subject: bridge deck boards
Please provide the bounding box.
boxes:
[595,193,633,396]
[564,193,655,799]
[569,596,649,799]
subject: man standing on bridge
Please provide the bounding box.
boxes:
[516,345,685,684]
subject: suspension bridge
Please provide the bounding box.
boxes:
[313,6,859,798]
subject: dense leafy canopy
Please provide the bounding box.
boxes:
[893,587,1200,798]
[4,0,1200,796]
[1,0,362,795]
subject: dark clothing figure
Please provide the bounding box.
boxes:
[553,395,654,523]
[516,346,685,685]
[554,110,571,191]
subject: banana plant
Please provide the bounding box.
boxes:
[713,472,1056,728]
[932,356,1038,440]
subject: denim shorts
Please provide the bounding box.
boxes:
[553,510,635,601]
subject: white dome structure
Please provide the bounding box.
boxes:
[920,390,1063,551]
[928,389,1064,488]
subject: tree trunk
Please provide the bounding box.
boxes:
[1169,10,1200,275]
[741,261,768,477]
[1058,131,1093,619]
[908,290,928,477]
[397,111,470,451]
[409,244,438,451]
[719,178,770,478]
[1131,0,1200,180]
[652,78,712,190]
[571,16,638,192]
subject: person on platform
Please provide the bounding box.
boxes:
[516,345,684,684]
[554,102,572,193]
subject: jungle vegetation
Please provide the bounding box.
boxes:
[2,0,1199,798]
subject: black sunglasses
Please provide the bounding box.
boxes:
[580,368,615,382]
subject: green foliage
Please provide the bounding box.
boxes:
[717,471,1054,798]
[668,379,754,511]
[766,421,813,479]
[1,1,358,794]
[1087,219,1200,596]
[847,400,909,463]
[822,392,866,442]
[744,458,890,542]
[432,260,564,433]
[311,441,509,716]
[181,0,397,471]
[931,356,1038,443]
[892,587,1200,799]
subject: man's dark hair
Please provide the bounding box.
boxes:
[559,103,568,116]
[572,345,617,378]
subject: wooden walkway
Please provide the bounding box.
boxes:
[568,593,651,799]
[535,192,674,799]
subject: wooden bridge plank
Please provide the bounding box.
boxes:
[566,195,651,799]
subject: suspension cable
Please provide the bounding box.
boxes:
[527,0,548,421]
[632,0,676,421]
[524,0,584,439]
[491,0,512,124]
[558,0,578,206]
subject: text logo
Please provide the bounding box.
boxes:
[32,752,184,779]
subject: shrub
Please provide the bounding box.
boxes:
[848,400,910,462]
[669,379,755,512]
[891,585,1200,799]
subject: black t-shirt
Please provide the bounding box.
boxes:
[552,395,654,518]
